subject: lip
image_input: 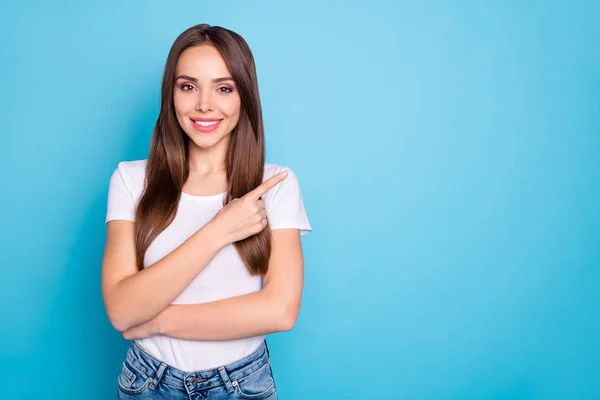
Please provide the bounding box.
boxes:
[190,117,223,133]
[190,117,223,122]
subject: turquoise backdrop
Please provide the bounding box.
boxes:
[1,1,598,399]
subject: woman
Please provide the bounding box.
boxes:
[102,23,312,399]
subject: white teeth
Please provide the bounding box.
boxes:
[194,120,220,127]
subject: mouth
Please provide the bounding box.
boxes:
[190,118,223,133]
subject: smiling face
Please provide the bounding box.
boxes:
[173,45,241,152]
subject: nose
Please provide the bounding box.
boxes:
[195,90,213,113]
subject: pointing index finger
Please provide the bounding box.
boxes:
[248,171,288,200]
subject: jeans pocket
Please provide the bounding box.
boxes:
[232,359,276,399]
[117,360,152,395]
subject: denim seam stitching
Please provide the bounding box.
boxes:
[183,359,271,393]
[235,381,276,399]
[121,362,136,382]
[232,357,270,382]
[162,380,185,390]
[117,374,152,395]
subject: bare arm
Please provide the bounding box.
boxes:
[101,220,224,332]
[155,290,287,341]
[122,228,304,341]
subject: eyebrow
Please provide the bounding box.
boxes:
[175,75,234,83]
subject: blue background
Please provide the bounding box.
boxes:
[1,1,598,399]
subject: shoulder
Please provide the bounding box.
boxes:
[112,159,147,198]
[263,162,302,187]
[115,159,147,175]
[262,163,303,201]
[264,162,294,179]
[261,162,312,233]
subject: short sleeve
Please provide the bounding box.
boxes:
[264,167,312,236]
[105,163,136,224]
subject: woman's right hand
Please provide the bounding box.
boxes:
[208,171,288,247]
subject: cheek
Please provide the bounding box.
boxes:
[222,97,241,119]
[173,92,196,113]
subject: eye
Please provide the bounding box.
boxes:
[218,86,233,93]
[180,84,195,91]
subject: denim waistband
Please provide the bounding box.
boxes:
[125,339,271,392]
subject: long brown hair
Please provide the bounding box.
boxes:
[134,24,271,276]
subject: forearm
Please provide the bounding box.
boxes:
[108,222,224,331]
[158,290,293,341]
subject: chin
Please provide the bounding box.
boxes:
[189,138,217,149]
[188,133,230,149]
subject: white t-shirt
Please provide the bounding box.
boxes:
[105,159,312,371]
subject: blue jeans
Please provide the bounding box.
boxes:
[117,340,278,399]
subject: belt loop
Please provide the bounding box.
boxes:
[265,340,270,357]
[218,366,234,393]
[149,362,167,389]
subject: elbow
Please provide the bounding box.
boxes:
[105,307,132,332]
[104,286,133,332]
[111,319,131,333]
[279,315,297,332]
[108,315,129,333]
[278,301,300,332]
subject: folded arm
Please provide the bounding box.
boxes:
[123,228,305,341]
[102,220,224,332]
